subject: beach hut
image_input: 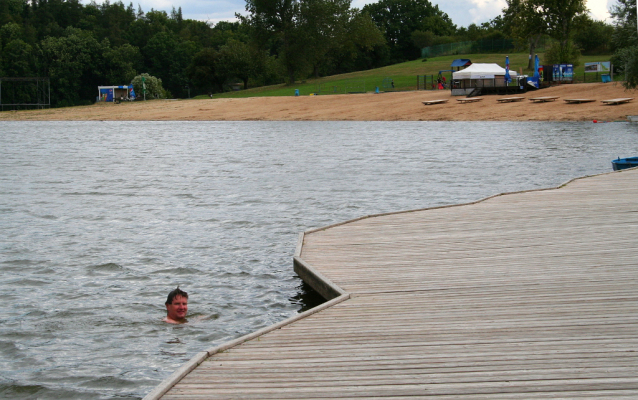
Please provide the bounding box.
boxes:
[97,85,133,102]
[451,63,519,96]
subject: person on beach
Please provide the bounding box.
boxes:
[164,287,188,324]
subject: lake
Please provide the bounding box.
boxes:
[0,120,636,399]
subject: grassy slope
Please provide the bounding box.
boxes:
[201,53,614,99]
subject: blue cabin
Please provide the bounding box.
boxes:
[98,85,133,102]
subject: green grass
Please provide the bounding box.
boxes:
[196,52,614,100]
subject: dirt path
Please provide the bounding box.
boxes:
[1,82,636,122]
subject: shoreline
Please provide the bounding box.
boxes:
[1,82,636,122]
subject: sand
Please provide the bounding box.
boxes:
[1,82,636,122]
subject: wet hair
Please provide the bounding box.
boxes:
[165,287,188,305]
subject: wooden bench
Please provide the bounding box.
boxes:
[422,99,449,105]
[564,99,596,104]
[601,98,634,105]
[529,96,559,103]
[457,97,483,103]
[497,97,525,103]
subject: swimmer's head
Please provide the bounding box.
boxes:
[165,287,189,323]
[165,287,188,306]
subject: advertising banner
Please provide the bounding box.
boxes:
[584,62,611,73]
[553,64,573,82]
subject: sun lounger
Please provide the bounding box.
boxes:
[497,97,525,103]
[601,98,633,105]
[457,97,483,103]
[564,99,596,104]
[529,96,559,103]
[422,99,449,105]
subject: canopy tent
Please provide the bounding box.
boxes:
[451,63,523,96]
[453,63,517,80]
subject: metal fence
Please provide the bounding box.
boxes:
[421,38,547,58]
[417,75,452,90]
[0,77,51,111]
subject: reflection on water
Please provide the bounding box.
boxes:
[290,281,326,313]
[0,120,636,399]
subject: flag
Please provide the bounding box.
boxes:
[505,55,511,84]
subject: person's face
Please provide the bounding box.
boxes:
[166,295,188,321]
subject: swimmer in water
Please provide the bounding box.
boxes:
[163,287,188,324]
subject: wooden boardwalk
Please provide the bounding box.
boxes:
[147,168,638,399]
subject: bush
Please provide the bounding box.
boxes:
[613,45,638,89]
[130,73,166,99]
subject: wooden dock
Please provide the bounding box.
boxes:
[146,168,638,399]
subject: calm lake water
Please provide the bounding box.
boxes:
[1,121,636,399]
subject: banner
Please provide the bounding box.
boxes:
[553,64,573,82]
[584,62,611,73]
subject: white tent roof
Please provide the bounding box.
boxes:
[453,63,517,79]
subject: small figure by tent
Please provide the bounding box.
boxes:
[435,59,472,90]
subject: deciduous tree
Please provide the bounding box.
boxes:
[363,0,455,62]
[502,0,546,69]
[541,0,586,63]
[217,38,257,89]
[130,72,165,98]
[186,47,222,93]
[610,0,638,88]
[39,27,105,106]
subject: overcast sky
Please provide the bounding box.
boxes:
[104,0,617,29]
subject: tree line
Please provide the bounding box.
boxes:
[0,0,630,107]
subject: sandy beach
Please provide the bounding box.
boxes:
[1,82,636,122]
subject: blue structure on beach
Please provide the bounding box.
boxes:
[97,85,134,102]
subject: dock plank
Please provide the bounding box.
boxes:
[149,169,638,400]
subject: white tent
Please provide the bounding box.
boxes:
[453,63,517,80]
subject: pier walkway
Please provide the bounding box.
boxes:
[146,168,638,399]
